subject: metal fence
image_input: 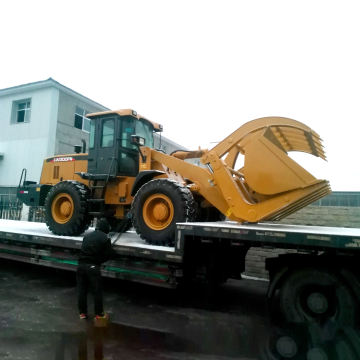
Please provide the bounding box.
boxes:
[0,194,22,220]
[0,194,45,222]
[28,206,46,222]
[313,191,360,207]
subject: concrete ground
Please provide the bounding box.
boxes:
[3,260,359,360]
[0,260,272,360]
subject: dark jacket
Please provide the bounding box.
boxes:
[78,230,116,265]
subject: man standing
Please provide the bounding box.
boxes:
[77,218,116,320]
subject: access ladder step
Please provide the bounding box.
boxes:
[75,172,115,181]
[89,174,116,180]
[88,212,104,216]
[87,198,105,203]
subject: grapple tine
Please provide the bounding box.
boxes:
[264,182,331,221]
[268,126,326,159]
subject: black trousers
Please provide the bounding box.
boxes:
[77,263,104,316]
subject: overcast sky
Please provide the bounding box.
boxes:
[1,0,359,190]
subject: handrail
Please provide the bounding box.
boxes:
[18,168,27,188]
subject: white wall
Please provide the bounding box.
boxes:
[0,87,59,186]
[55,90,107,155]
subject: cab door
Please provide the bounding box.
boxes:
[88,117,117,176]
[117,116,139,177]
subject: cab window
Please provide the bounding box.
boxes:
[89,119,96,149]
[101,118,115,148]
[121,117,135,149]
[135,120,154,148]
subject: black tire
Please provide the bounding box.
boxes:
[279,268,358,326]
[44,181,91,236]
[131,179,196,246]
[261,324,308,360]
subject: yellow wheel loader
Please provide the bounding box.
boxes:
[17,110,331,246]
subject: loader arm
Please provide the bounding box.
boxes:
[148,149,231,215]
[145,116,331,223]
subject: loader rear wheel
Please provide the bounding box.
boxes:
[45,181,91,236]
[131,179,196,246]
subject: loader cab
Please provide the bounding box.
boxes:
[86,109,160,178]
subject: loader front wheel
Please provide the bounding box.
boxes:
[45,181,91,236]
[131,179,196,246]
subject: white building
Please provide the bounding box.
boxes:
[0,78,186,194]
[0,78,108,191]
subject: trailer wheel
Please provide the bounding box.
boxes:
[45,181,91,236]
[263,324,307,360]
[131,179,196,246]
[279,268,357,325]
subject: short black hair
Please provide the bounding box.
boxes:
[96,218,111,234]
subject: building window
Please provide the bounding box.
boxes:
[74,106,91,132]
[12,99,31,123]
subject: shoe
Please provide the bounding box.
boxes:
[95,313,109,320]
[94,313,109,327]
[79,313,88,320]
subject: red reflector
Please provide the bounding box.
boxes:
[19,191,24,194]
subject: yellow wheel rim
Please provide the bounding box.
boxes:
[143,193,174,230]
[51,192,74,224]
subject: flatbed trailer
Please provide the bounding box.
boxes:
[0,219,180,288]
[1,219,359,324]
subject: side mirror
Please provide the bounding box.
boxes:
[131,135,146,162]
[131,135,145,146]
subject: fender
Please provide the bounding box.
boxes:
[131,170,165,197]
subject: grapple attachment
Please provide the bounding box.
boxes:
[201,117,331,222]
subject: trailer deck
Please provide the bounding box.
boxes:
[177,221,360,252]
[0,220,179,288]
[1,219,360,289]
[0,219,178,258]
